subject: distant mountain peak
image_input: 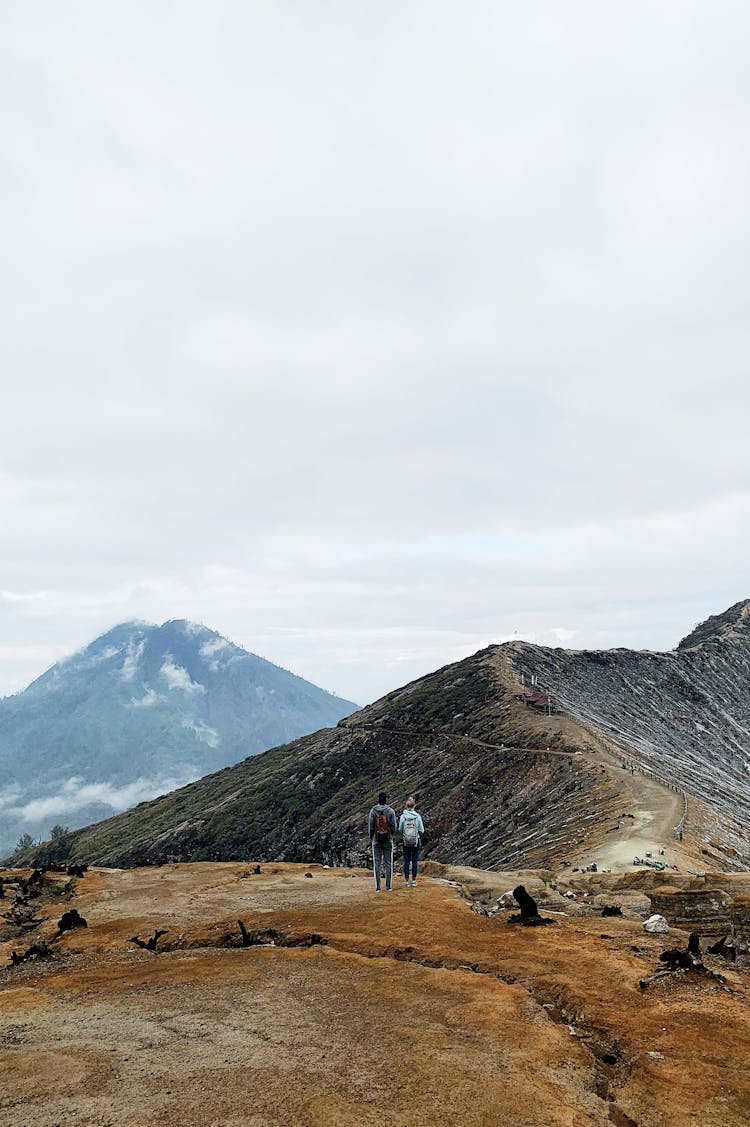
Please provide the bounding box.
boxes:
[676,599,750,651]
[160,618,214,637]
[0,618,358,855]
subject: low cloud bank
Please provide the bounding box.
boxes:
[9,772,199,824]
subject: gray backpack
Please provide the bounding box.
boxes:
[402,815,420,848]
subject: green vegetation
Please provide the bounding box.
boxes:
[0,618,357,854]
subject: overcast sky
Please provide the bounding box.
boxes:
[2,1,749,705]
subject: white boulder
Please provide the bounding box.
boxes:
[643,914,670,934]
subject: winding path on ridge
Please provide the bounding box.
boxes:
[570,757,687,872]
[459,734,691,873]
[349,723,693,873]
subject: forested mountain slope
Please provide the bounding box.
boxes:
[0,619,356,854]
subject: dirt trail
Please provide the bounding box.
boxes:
[571,759,689,873]
[464,736,692,872]
[454,733,693,872]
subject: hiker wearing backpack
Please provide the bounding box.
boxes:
[399,797,424,888]
[368,791,397,892]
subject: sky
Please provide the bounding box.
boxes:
[2,1,749,706]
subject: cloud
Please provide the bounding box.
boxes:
[160,658,205,694]
[200,637,230,658]
[129,688,162,708]
[121,636,146,681]
[0,3,749,705]
[181,719,220,748]
[0,784,23,810]
[9,773,199,823]
[181,621,206,637]
[78,644,120,668]
[199,635,231,671]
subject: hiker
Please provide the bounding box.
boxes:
[399,796,424,888]
[368,791,397,892]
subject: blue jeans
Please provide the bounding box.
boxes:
[403,844,420,882]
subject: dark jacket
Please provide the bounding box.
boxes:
[368,803,397,843]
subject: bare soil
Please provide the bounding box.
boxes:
[2,863,749,1126]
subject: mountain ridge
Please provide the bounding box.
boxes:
[35,601,750,871]
[18,645,628,868]
[676,598,750,651]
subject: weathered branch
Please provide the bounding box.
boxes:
[8,940,52,967]
[707,934,736,961]
[128,929,168,952]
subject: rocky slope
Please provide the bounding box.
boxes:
[0,620,356,855]
[505,599,750,862]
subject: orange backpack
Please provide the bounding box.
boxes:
[374,811,390,845]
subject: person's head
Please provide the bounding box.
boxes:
[405,796,415,809]
[378,791,387,805]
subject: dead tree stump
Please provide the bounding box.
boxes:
[509,885,554,927]
[640,934,726,988]
[687,932,701,958]
[57,909,88,935]
[8,941,52,967]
